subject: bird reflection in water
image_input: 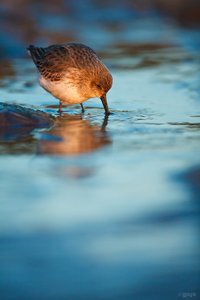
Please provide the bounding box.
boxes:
[38,113,111,156]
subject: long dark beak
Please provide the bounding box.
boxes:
[100,94,110,115]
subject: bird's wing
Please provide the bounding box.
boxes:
[27,43,99,82]
[27,45,71,82]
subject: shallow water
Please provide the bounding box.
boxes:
[0,4,200,300]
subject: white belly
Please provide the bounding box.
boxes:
[39,76,85,104]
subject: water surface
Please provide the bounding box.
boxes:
[0,4,200,300]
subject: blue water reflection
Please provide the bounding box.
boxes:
[0,1,200,299]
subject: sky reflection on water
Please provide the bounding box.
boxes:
[0,1,200,300]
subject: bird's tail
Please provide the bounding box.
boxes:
[27,45,45,64]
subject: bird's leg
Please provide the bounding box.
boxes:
[58,101,62,114]
[80,103,85,113]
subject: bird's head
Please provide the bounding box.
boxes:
[91,71,113,115]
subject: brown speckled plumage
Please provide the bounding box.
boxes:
[27,43,112,114]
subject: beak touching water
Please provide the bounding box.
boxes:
[100,94,110,115]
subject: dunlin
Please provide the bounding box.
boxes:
[27,43,112,114]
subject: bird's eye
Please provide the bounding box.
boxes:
[96,84,101,89]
